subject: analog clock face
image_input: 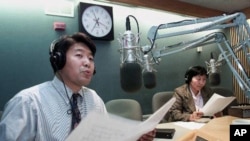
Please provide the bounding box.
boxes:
[81,5,113,37]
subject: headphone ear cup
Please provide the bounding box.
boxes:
[50,51,66,71]
[184,67,193,84]
[184,74,189,83]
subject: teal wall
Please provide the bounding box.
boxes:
[0,0,232,114]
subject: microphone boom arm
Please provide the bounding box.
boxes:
[146,12,250,98]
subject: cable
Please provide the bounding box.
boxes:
[57,71,74,115]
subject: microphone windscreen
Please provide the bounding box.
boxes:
[120,63,142,92]
[143,71,156,89]
[209,73,220,86]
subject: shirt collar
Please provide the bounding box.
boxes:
[189,86,201,98]
[52,76,86,99]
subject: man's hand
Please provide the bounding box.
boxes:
[137,129,156,141]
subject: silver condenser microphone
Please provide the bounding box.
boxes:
[119,16,142,92]
[206,52,221,86]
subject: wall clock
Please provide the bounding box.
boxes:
[79,2,114,41]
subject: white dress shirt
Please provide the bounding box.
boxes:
[0,76,107,141]
[190,88,204,111]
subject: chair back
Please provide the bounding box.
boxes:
[152,91,174,112]
[0,111,2,120]
[105,99,143,121]
[152,91,174,122]
[211,87,234,97]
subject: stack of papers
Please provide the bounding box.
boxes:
[66,97,176,141]
[200,93,235,116]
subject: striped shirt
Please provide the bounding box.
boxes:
[0,76,107,141]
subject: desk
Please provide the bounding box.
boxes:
[184,115,239,141]
[154,116,242,141]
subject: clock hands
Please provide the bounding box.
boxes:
[93,16,109,30]
[92,11,98,20]
[98,21,109,29]
[90,11,99,31]
[91,21,98,32]
[95,18,100,27]
[91,10,110,29]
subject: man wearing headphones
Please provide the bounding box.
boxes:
[168,66,221,122]
[0,32,155,140]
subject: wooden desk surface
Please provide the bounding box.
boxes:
[178,116,242,141]
[199,116,237,141]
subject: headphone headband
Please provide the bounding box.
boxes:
[50,39,60,55]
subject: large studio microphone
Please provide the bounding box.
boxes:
[142,54,156,89]
[119,16,142,92]
[207,52,221,86]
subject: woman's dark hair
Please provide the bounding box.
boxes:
[184,66,208,84]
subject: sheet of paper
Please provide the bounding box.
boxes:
[66,97,176,141]
[174,121,205,130]
[200,93,235,116]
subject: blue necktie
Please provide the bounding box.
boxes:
[71,93,81,130]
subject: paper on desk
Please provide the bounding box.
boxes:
[200,93,235,116]
[174,121,205,130]
[66,97,176,141]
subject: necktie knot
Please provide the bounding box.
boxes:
[72,93,80,98]
[72,93,80,104]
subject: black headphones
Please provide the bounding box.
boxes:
[49,38,97,74]
[184,67,193,84]
[49,39,66,71]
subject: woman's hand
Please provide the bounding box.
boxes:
[189,111,204,121]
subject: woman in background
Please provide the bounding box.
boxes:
[168,66,222,122]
